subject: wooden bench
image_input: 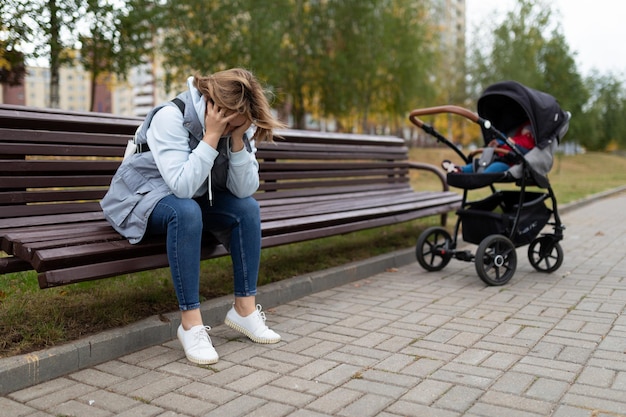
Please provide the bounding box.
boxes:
[0,104,462,289]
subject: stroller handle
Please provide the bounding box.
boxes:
[409,105,500,164]
[409,105,489,129]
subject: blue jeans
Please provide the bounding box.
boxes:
[460,160,510,173]
[148,192,261,310]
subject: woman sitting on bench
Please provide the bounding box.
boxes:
[101,68,285,365]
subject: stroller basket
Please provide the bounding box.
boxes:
[458,191,551,246]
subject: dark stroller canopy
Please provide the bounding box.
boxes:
[477,81,569,149]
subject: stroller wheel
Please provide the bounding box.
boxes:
[475,235,517,286]
[528,236,564,273]
[416,227,453,271]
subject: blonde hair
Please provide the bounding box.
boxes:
[193,68,285,142]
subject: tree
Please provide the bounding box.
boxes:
[540,31,588,143]
[2,0,451,134]
[78,0,119,111]
[581,73,626,150]
[262,0,326,129]
[154,0,434,131]
[467,0,587,142]
[0,1,29,86]
[157,0,257,91]
[0,43,27,86]
[2,0,83,108]
[319,0,434,133]
[469,0,551,89]
[78,0,155,111]
[3,0,152,110]
[39,0,82,108]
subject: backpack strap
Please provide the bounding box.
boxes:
[137,98,186,153]
[171,97,185,113]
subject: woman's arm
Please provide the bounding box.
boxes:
[148,105,218,198]
[227,140,260,197]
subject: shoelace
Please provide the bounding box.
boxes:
[254,304,269,329]
[193,326,212,343]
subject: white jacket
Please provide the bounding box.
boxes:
[100,77,259,244]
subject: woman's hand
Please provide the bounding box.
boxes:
[229,118,252,152]
[203,100,251,151]
[203,100,237,148]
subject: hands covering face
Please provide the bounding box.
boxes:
[204,100,251,144]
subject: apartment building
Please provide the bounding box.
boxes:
[432,1,468,103]
[432,0,466,54]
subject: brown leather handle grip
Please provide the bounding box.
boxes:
[409,105,481,128]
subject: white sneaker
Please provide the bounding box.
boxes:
[177,324,219,364]
[225,304,281,344]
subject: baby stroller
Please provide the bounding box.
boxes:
[409,81,570,286]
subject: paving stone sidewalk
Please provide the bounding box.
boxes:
[3,191,626,417]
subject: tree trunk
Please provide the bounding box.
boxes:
[48,0,61,109]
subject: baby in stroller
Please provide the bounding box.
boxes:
[442,120,534,174]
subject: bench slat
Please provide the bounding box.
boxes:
[12,227,121,261]
[259,177,408,193]
[0,127,130,146]
[0,202,103,220]
[0,160,120,174]
[257,185,415,206]
[0,211,104,229]
[0,141,125,157]
[0,176,112,189]
[259,161,408,171]
[0,189,107,205]
[260,194,461,234]
[255,183,411,201]
[261,190,452,221]
[258,140,406,152]
[273,129,405,146]
[261,166,408,177]
[39,243,229,287]
[257,149,408,161]
[0,105,142,134]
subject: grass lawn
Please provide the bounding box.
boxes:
[1,148,625,357]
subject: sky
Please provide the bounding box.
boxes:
[465,0,625,76]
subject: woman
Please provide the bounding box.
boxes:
[101,68,285,364]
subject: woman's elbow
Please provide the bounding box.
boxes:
[230,180,259,198]
[169,183,196,199]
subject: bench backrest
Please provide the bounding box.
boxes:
[0,105,411,226]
